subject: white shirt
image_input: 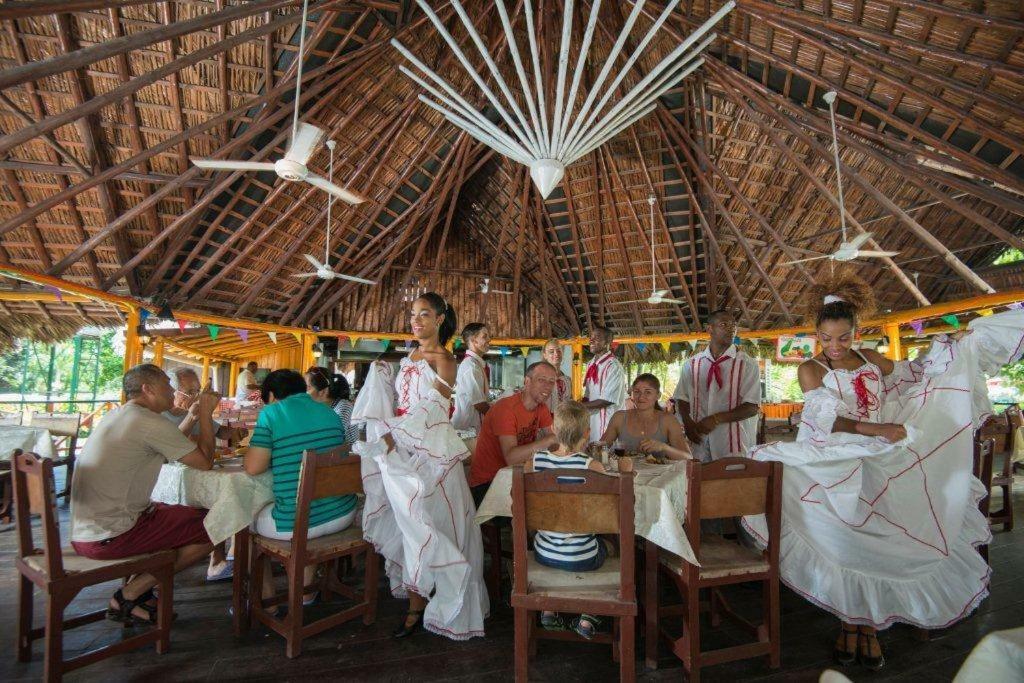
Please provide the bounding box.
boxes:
[583,351,626,442]
[452,350,489,433]
[673,345,760,461]
[235,368,257,402]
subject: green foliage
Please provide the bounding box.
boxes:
[765,361,802,402]
[997,360,1024,396]
[993,247,1024,266]
[0,332,124,406]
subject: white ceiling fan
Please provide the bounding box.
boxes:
[782,90,898,266]
[292,140,376,285]
[189,0,367,206]
[623,195,687,306]
[480,277,512,294]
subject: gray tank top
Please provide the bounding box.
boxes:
[616,411,669,452]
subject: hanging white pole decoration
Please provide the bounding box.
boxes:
[393,0,735,198]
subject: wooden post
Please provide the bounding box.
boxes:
[300,334,317,371]
[123,306,142,373]
[152,339,165,367]
[572,340,584,400]
[883,323,903,361]
[228,361,238,398]
[201,356,211,387]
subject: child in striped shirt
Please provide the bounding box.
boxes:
[526,401,631,639]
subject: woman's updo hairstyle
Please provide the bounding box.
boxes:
[809,270,876,329]
[305,366,351,401]
[418,291,458,345]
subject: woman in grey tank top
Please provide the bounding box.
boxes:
[600,374,691,460]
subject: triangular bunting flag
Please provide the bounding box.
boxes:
[350,336,359,348]
[733,335,741,345]
[636,342,646,352]
[236,329,249,343]
[941,314,960,329]
[610,341,620,351]
[268,331,278,344]
[337,335,348,347]
[139,308,151,322]
[661,341,671,353]
[43,284,63,302]
[380,340,390,352]
[158,303,174,320]
[978,308,994,317]
[909,320,924,335]
[405,339,413,349]
[207,324,220,340]
[1008,302,1023,310]
[292,332,303,344]
[176,319,188,333]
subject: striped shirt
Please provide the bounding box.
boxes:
[332,399,358,444]
[250,392,356,533]
[532,451,600,566]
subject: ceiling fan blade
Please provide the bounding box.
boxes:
[621,299,648,305]
[305,174,368,205]
[782,255,831,265]
[191,159,276,172]
[302,253,325,270]
[660,298,688,305]
[284,122,325,165]
[290,272,317,278]
[848,231,873,249]
[653,289,669,297]
[856,250,900,258]
[333,272,377,285]
[490,289,513,294]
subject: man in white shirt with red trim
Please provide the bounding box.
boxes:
[674,309,761,462]
[581,326,626,442]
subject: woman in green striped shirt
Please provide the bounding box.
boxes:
[244,369,355,603]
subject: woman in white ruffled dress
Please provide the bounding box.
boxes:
[743,275,1024,670]
[352,292,488,640]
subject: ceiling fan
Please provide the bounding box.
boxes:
[189,0,367,206]
[782,90,898,266]
[623,196,687,306]
[292,140,376,285]
[480,277,512,294]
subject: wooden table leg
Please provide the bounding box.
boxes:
[232,528,250,636]
[644,538,658,670]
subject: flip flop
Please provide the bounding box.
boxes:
[540,612,567,631]
[571,613,602,640]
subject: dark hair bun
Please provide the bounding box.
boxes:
[808,270,876,327]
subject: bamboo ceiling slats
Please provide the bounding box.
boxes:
[0,0,1021,340]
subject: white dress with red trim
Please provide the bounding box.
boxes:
[743,310,1024,630]
[352,357,488,640]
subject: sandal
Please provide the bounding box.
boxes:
[106,588,158,626]
[833,624,858,666]
[858,628,885,671]
[540,612,567,631]
[571,613,602,640]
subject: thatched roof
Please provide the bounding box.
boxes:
[0,0,1021,337]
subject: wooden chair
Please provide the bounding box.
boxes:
[481,518,514,603]
[13,451,175,682]
[27,412,82,500]
[977,413,1014,532]
[247,446,378,658]
[756,413,766,445]
[646,457,782,682]
[973,437,995,564]
[510,465,637,683]
[0,410,23,426]
[991,406,1018,531]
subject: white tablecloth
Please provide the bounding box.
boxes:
[474,459,696,565]
[0,426,55,462]
[954,626,1024,682]
[151,462,272,545]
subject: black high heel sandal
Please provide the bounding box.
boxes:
[392,609,424,639]
[106,589,158,627]
[833,625,858,666]
[858,629,885,671]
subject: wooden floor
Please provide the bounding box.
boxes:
[1,471,1020,682]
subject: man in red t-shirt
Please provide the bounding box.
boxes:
[469,361,559,504]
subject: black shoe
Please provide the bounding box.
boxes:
[392,610,424,639]
[833,626,858,666]
[858,630,885,671]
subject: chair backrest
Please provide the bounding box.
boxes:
[11,450,65,579]
[973,437,995,517]
[288,445,361,556]
[978,413,1014,455]
[684,457,783,570]
[511,466,636,601]
[1005,405,1022,431]
[28,411,82,438]
[0,410,22,426]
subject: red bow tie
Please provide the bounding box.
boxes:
[706,354,730,391]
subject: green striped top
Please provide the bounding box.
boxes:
[250,392,356,533]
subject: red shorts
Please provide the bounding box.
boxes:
[72,503,211,560]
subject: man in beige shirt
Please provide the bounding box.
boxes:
[70,363,218,626]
